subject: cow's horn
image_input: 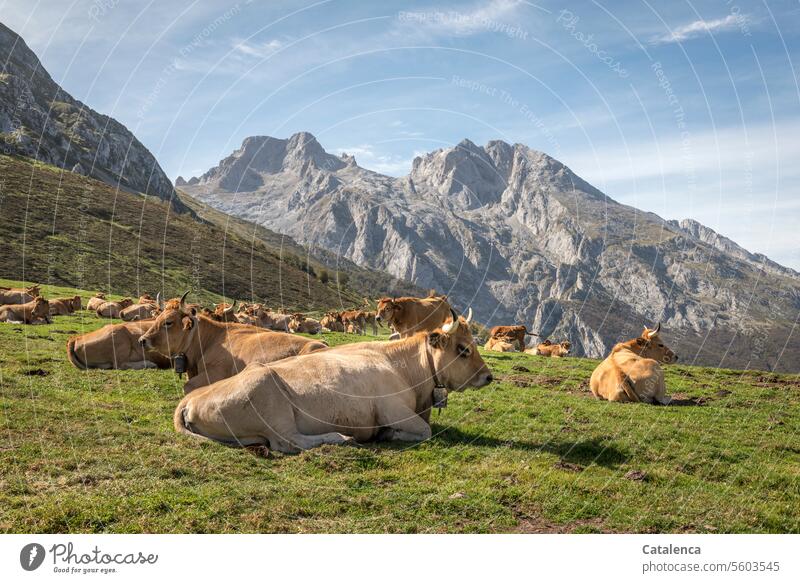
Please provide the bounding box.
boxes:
[465,307,473,324]
[653,322,661,334]
[156,292,163,309]
[179,291,190,308]
[223,300,237,314]
[442,307,459,333]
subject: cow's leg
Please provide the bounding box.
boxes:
[379,405,432,442]
[283,430,356,451]
[122,360,158,370]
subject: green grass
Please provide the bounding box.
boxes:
[1,283,798,533]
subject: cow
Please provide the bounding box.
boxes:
[212,301,239,323]
[137,292,328,393]
[86,293,107,312]
[68,295,82,311]
[172,308,492,453]
[320,312,345,332]
[340,310,366,334]
[589,324,678,404]
[260,310,293,332]
[67,320,171,370]
[529,340,571,358]
[0,296,51,324]
[48,298,73,316]
[0,286,37,305]
[488,325,533,351]
[138,293,156,304]
[484,336,517,352]
[362,311,379,335]
[375,295,452,338]
[96,298,134,318]
[288,314,323,335]
[120,302,159,321]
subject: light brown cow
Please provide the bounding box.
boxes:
[86,293,107,311]
[0,286,37,305]
[96,298,134,318]
[68,295,82,311]
[48,299,73,316]
[529,340,571,358]
[0,297,51,324]
[340,310,366,334]
[589,324,678,404]
[120,303,159,321]
[67,320,171,370]
[488,325,532,351]
[138,293,328,393]
[375,295,452,338]
[138,294,156,304]
[484,337,517,352]
[173,308,492,453]
[288,314,323,335]
[320,312,345,332]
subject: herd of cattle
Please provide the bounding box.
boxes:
[1,284,679,453]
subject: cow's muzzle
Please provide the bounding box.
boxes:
[138,336,151,350]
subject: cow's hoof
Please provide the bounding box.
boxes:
[245,444,271,458]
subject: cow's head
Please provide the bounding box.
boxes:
[635,323,677,364]
[375,298,399,324]
[71,295,82,310]
[138,292,197,356]
[560,341,572,353]
[428,308,493,390]
[32,296,49,318]
[119,298,134,309]
[212,300,238,322]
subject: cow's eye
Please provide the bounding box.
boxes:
[164,321,173,328]
[457,344,470,357]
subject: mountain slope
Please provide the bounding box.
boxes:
[0,22,184,212]
[183,132,800,372]
[0,153,366,309]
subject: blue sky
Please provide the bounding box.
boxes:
[3,0,799,268]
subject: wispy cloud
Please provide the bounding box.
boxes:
[397,0,527,39]
[651,14,746,45]
[335,145,422,176]
[232,37,283,59]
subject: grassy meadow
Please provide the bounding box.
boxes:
[0,280,798,533]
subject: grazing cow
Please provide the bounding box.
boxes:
[589,324,678,404]
[0,297,51,324]
[96,298,134,318]
[48,298,73,316]
[86,293,107,311]
[484,336,517,352]
[320,312,345,332]
[288,314,323,335]
[362,311,379,335]
[340,309,367,334]
[529,340,571,358]
[173,308,492,453]
[138,292,328,393]
[488,325,533,351]
[67,320,171,370]
[375,295,452,338]
[0,286,37,305]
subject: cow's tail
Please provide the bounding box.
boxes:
[66,338,88,370]
[173,401,266,449]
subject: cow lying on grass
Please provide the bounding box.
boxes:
[173,308,492,453]
[96,298,134,318]
[488,325,530,351]
[137,293,327,393]
[589,324,677,404]
[0,297,51,324]
[86,293,107,311]
[484,336,517,352]
[67,320,171,370]
[0,286,39,305]
[528,340,571,358]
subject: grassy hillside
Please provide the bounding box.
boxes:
[1,281,798,533]
[0,154,366,309]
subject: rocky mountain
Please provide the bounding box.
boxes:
[182,132,800,372]
[0,22,184,211]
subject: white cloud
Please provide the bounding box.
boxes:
[334,145,421,176]
[398,0,525,38]
[232,38,283,59]
[651,14,745,45]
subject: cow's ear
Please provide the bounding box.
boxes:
[635,337,646,346]
[428,332,449,349]
[189,307,197,316]
[182,316,194,330]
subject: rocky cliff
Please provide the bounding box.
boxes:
[182,132,800,372]
[0,22,183,211]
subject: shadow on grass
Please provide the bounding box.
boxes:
[431,426,628,468]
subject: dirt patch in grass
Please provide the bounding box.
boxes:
[515,514,610,533]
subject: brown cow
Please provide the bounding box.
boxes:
[86,293,107,311]
[96,298,134,318]
[138,293,328,393]
[288,314,323,335]
[120,303,159,321]
[320,312,345,332]
[340,310,366,334]
[528,340,571,358]
[0,297,51,324]
[488,325,533,351]
[48,298,73,316]
[376,295,452,338]
[0,286,38,305]
[173,308,492,453]
[589,324,677,404]
[67,320,171,370]
[484,337,517,352]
